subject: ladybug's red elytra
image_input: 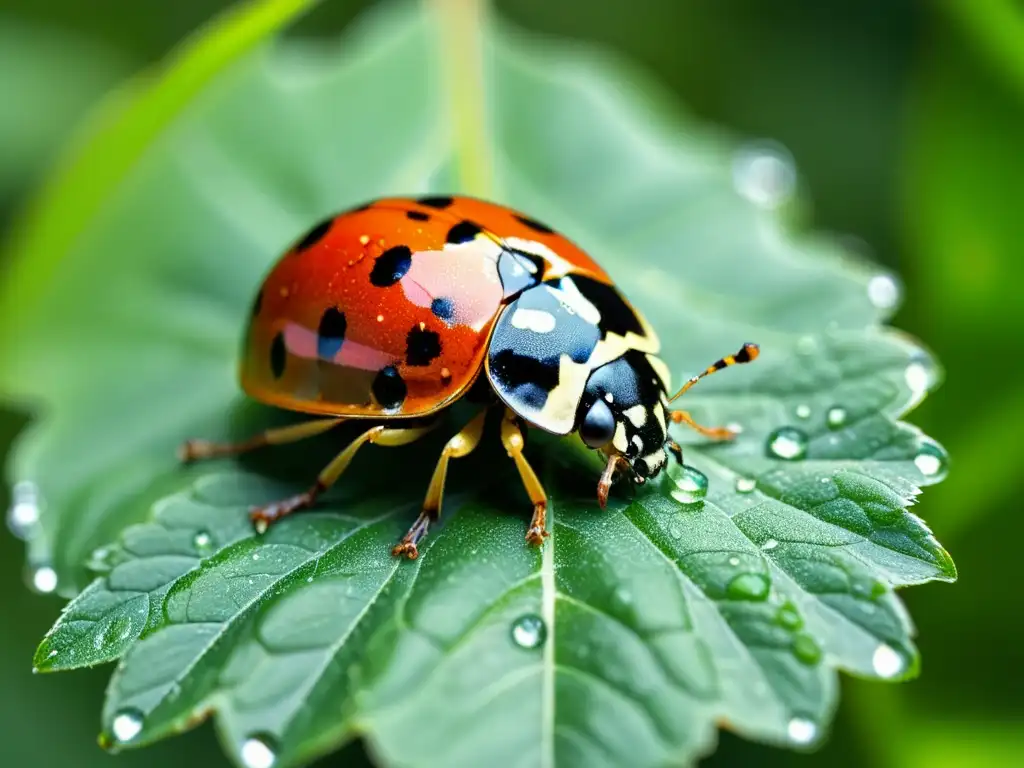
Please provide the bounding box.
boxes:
[180,195,759,558]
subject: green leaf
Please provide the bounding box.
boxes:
[5,1,954,766]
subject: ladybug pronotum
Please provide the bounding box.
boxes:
[181,195,759,558]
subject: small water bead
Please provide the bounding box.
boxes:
[192,531,213,552]
[726,572,770,601]
[111,709,144,743]
[794,404,811,420]
[825,406,847,430]
[669,465,709,504]
[914,439,948,481]
[732,141,797,209]
[792,633,822,665]
[787,717,817,745]
[725,422,743,436]
[775,602,803,630]
[904,359,936,402]
[761,538,779,551]
[7,481,41,539]
[766,427,809,461]
[31,565,58,594]
[735,477,757,494]
[510,614,547,649]
[871,643,904,679]
[728,556,740,567]
[867,274,901,310]
[240,734,278,768]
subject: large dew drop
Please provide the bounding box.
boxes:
[510,614,547,649]
[111,709,144,743]
[669,465,709,504]
[766,427,809,461]
[726,573,770,601]
[787,717,817,745]
[913,439,948,481]
[240,734,278,768]
[867,274,901,310]
[871,643,905,679]
[792,633,822,665]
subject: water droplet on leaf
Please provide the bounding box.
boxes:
[7,480,41,539]
[669,465,708,504]
[240,734,278,768]
[766,427,808,460]
[193,531,212,551]
[761,538,779,551]
[787,717,817,745]
[726,572,770,601]
[732,141,796,209]
[794,404,811,420]
[30,565,58,594]
[776,602,803,630]
[111,709,144,743]
[825,406,847,430]
[872,643,904,679]
[867,274,901,310]
[792,633,822,665]
[914,439,948,481]
[735,477,756,494]
[511,614,547,649]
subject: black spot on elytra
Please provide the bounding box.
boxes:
[430,297,455,321]
[370,245,413,287]
[270,333,287,378]
[446,220,482,245]
[418,195,454,209]
[295,218,332,252]
[406,326,442,366]
[252,290,263,317]
[514,214,555,234]
[406,210,430,222]
[488,348,559,410]
[317,307,347,360]
[372,366,407,410]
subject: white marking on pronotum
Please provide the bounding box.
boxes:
[653,402,666,429]
[631,435,644,453]
[510,308,556,334]
[613,423,628,453]
[545,277,601,325]
[624,404,648,427]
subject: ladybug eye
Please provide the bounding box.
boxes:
[580,398,616,448]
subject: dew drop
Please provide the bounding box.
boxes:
[725,422,743,435]
[735,477,757,494]
[510,614,547,649]
[669,465,709,504]
[252,552,260,561]
[761,538,779,551]
[726,573,770,601]
[193,531,212,551]
[776,602,803,630]
[766,427,808,461]
[787,717,817,745]
[792,633,822,665]
[240,734,278,768]
[872,643,904,679]
[728,556,740,567]
[795,335,817,356]
[904,359,936,404]
[732,141,796,209]
[825,406,847,430]
[794,404,811,420]
[30,565,58,594]
[867,274,901,310]
[914,439,948,481]
[111,709,144,743]
[6,480,41,539]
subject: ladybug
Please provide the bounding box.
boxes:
[180,195,758,558]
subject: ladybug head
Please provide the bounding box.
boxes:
[576,352,671,505]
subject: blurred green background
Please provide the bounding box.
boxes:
[0,0,1018,766]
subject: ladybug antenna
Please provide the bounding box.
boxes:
[668,343,759,403]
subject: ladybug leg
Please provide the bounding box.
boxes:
[392,410,488,560]
[669,410,737,441]
[179,418,344,463]
[250,421,436,533]
[665,439,685,465]
[499,410,549,548]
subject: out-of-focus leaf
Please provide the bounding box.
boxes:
[4,1,952,766]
